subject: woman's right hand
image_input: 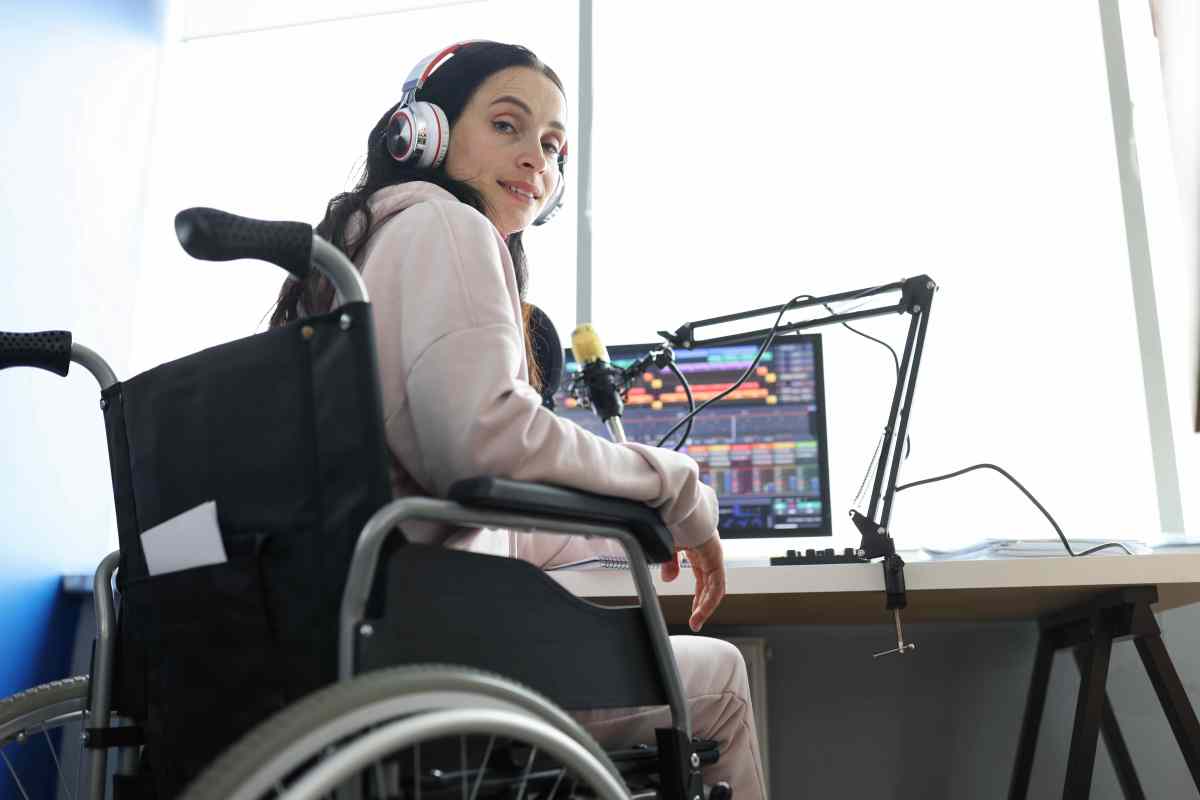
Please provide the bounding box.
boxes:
[660,533,727,632]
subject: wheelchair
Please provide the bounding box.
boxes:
[0,208,733,799]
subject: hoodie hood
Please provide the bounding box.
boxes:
[345,181,498,258]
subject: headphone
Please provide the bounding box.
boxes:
[385,41,567,226]
[527,303,563,409]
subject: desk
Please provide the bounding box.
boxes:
[551,551,1200,625]
[557,550,1200,798]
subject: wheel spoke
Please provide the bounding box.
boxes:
[515,746,537,800]
[460,736,467,800]
[546,768,567,800]
[413,742,420,800]
[468,735,494,800]
[43,727,75,800]
[73,718,83,800]
[370,760,390,798]
[1,748,34,800]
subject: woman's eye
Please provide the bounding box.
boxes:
[542,141,560,155]
[493,120,516,134]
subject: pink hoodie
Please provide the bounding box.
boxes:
[352,181,719,566]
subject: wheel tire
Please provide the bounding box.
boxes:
[0,675,90,745]
[179,664,626,800]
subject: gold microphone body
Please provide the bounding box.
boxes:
[570,324,627,442]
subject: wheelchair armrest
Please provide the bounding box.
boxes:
[447,477,675,563]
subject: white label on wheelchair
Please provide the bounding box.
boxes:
[140,499,228,575]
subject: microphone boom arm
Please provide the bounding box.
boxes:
[658,275,937,630]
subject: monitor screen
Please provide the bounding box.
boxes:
[553,335,832,539]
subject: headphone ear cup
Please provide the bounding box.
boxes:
[414,101,450,169]
[386,101,450,169]
[386,106,417,162]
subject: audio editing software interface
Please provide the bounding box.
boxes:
[554,336,832,539]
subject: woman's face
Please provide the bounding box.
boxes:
[445,66,568,237]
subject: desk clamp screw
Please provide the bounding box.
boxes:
[873,609,917,658]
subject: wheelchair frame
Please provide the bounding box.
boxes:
[2,207,722,799]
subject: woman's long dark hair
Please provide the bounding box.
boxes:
[270,41,564,391]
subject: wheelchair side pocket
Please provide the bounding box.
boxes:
[124,542,287,795]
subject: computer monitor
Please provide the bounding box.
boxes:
[553,335,832,539]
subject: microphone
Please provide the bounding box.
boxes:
[569,324,627,443]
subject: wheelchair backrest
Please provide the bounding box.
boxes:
[102,303,392,788]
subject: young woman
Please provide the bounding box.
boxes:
[271,40,767,799]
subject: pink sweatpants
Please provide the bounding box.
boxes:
[493,532,768,798]
[570,635,768,800]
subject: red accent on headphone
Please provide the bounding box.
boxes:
[415,41,474,93]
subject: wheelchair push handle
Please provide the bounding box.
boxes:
[175,207,313,280]
[0,331,118,388]
[175,207,369,306]
[0,330,73,376]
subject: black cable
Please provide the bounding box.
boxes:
[895,463,1132,557]
[654,294,817,447]
[658,360,695,451]
[853,428,887,508]
[826,300,912,462]
[826,303,900,378]
[653,285,901,453]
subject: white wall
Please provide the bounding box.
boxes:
[0,0,164,694]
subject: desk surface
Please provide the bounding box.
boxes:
[551,551,1200,626]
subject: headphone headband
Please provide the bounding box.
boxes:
[400,40,479,104]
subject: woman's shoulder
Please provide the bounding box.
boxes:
[357,181,510,285]
[368,181,498,243]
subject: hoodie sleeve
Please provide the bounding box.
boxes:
[362,198,719,550]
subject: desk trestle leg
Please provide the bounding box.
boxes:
[1133,632,1200,785]
[1007,586,1200,799]
[1064,630,1116,795]
[1073,648,1144,799]
[1009,638,1055,799]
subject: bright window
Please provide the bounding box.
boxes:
[590,1,1164,550]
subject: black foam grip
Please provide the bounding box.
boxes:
[174,207,313,280]
[0,331,72,376]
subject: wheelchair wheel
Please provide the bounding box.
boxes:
[180,664,631,800]
[1,675,89,795]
